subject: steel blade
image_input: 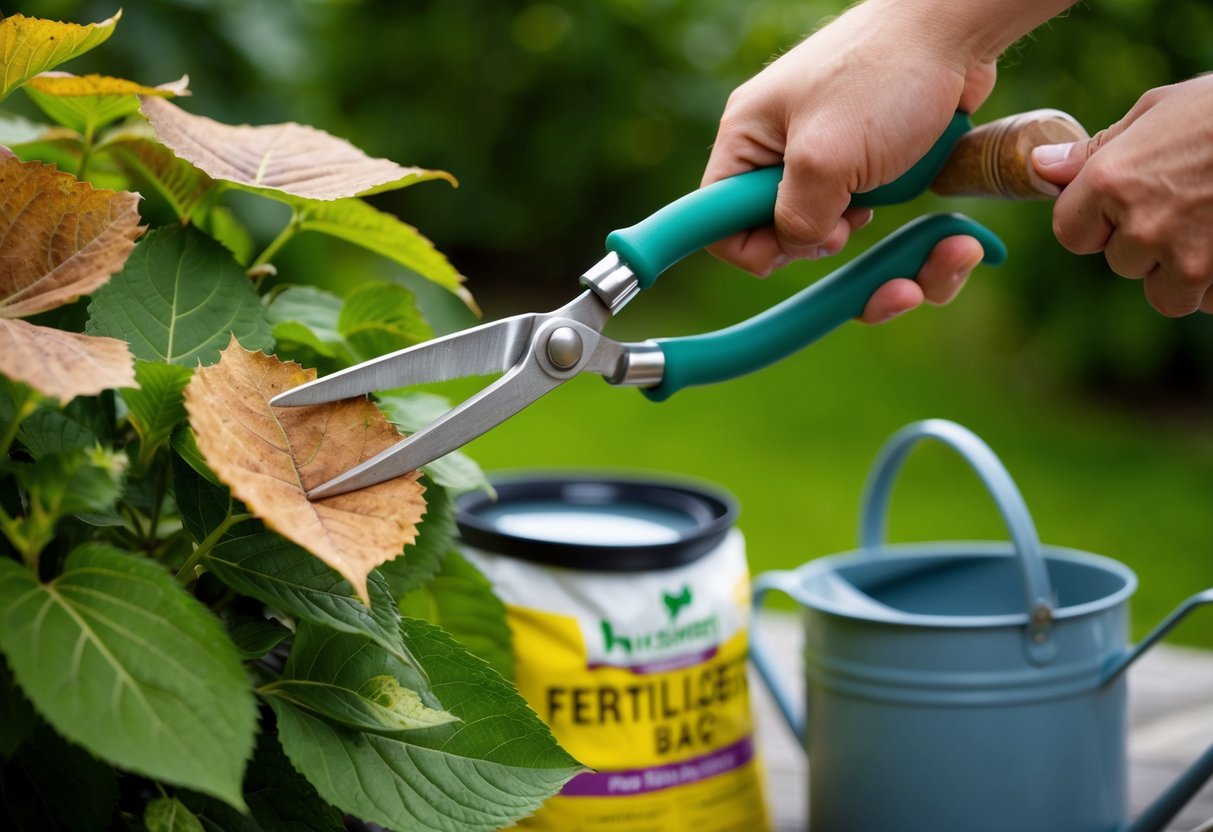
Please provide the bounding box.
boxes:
[270,313,538,407]
[307,355,564,499]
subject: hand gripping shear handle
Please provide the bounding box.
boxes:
[273,110,1087,499]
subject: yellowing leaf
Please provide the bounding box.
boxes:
[0,157,144,318]
[26,72,189,136]
[0,317,136,400]
[140,97,457,201]
[0,12,121,103]
[184,340,425,603]
[26,71,189,98]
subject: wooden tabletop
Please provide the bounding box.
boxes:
[752,611,1213,832]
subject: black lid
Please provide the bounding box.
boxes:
[454,473,738,572]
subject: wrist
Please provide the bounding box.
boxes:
[860,0,1074,70]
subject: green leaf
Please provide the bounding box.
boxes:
[337,281,433,363]
[16,401,101,458]
[7,446,126,556]
[265,623,456,733]
[1,725,118,832]
[184,734,345,832]
[400,550,515,682]
[0,12,121,103]
[11,447,124,517]
[104,131,215,223]
[171,427,222,486]
[195,205,254,266]
[378,478,455,598]
[170,445,232,544]
[0,655,36,758]
[123,361,193,462]
[0,111,65,145]
[226,613,291,660]
[86,225,272,367]
[270,618,583,832]
[0,546,256,807]
[377,392,493,493]
[265,286,345,360]
[27,85,134,137]
[145,798,205,832]
[204,533,414,667]
[293,197,476,312]
[423,450,495,494]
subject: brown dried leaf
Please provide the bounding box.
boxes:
[184,340,425,603]
[140,97,456,201]
[0,317,136,400]
[0,157,144,318]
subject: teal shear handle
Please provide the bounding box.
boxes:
[606,112,974,289]
[644,213,1006,401]
[599,111,1007,402]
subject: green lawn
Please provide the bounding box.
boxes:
[426,239,1213,650]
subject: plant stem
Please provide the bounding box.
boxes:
[117,500,146,541]
[0,385,39,460]
[0,505,29,562]
[250,211,303,273]
[146,454,169,541]
[76,122,97,181]
[174,510,250,584]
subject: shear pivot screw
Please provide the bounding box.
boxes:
[547,327,583,370]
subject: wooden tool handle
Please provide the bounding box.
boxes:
[931,109,1089,200]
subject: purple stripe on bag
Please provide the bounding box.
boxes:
[560,736,754,797]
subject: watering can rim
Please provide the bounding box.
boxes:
[783,540,1138,629]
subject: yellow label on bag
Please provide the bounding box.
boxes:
[464,529,770,832]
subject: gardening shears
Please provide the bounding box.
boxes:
[273,109,1086,500]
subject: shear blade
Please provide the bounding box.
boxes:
[306,355,564,500]
[269,313,538,407]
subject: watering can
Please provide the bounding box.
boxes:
[750,419,1213,832]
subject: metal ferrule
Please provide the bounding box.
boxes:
[607,341,664,387]
[580,252,640,314]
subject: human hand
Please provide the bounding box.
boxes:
[1032,75,1213,316]
[702,0,1077,321]
[702,0,999,323]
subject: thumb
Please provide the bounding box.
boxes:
[1031,121,1125,187]
[1031,139,1090,187]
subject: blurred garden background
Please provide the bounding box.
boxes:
[11,0,1213,646]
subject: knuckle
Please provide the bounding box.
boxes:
[1052,213,1085,254]
[774,199,826,247]
[1088,127,1114,153]
[1123,217,1164,249]
[1175,252,1212,288]
[1136,86,1166,110]
[1145,284,1199,318]
[1083,156,1128,197]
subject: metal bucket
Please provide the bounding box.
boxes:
[750,419,1213,832]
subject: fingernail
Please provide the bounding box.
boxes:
[884,307,907,322]
[1032,142,1074,167]
[771,254,791,271]
[807,246,830,260]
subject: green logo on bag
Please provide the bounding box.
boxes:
[662,585,692,620]
[599,585,717,658]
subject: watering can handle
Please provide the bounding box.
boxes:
[857,419,1058,664]
[749,570,809,747]
[1107,588,1213,832]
